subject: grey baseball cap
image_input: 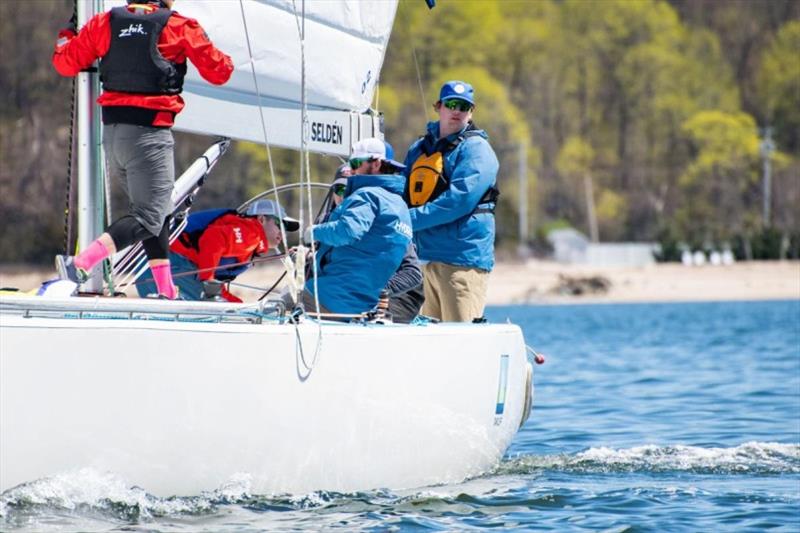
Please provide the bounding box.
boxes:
[245,199,300,231]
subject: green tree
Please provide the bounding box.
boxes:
[676,110,761,242]
[757,20,800,153]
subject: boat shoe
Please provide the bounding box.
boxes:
[55,255,89,284]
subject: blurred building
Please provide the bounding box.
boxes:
[547,229,657,267]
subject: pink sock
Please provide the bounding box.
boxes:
[151,263,178,299]
[74,240,110,271]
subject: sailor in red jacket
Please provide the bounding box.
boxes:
[136,200,300,302]
[52,0,234,300]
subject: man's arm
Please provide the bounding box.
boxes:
[52,13,109,77]
[385,244,422,296]
[313,195,376,247]
[194,226,231,281]
[180,18,234,85]
[409,138,498,231]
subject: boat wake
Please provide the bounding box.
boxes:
[497,441,800,476]
[1,442,797,528]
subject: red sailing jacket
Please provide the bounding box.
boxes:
[52,4,233,127]
[171,213,269,283]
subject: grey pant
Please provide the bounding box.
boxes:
[103,124,175,237]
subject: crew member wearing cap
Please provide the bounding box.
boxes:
[301,138,412,317]
[316,158,424,323]
[52,0,233,299]
[137,200,299,302]
[403,80,499,322]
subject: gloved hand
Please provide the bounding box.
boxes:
[57,12,77,45]
[302,225,317,245]
[62,12,78,35]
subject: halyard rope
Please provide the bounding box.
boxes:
[239,0,323,376]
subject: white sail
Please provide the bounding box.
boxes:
[105,0,398,154]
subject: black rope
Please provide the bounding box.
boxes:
[62,0,78,254]
[258,270,287,302]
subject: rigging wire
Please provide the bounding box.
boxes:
[236,0,290,257]
[290,0,324,375]
[399,0,430,121]
[62,0,78,255]
[290,0,321,315]
[63,77,77,255]
[239,0,323,374]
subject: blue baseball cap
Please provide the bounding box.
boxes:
[439,80,474,105]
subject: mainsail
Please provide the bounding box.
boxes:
[105,0,398,155]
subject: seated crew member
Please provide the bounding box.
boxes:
[137,199,299,301]
[319,159,424,323]
[299,138,412,317]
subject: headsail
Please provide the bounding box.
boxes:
[106,0,399,155]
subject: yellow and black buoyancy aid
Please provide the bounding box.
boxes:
[407,129,499,214]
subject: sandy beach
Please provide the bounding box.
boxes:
[1,260,798,305]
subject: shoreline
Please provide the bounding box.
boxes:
[1,260,798,306]
[484,260,800,306]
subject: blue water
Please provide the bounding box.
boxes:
[2,300,799,531]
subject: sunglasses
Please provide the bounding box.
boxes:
[348,157,374,170]
[442,99,473,112]
[333,184,346,196]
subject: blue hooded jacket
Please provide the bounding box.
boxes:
[306,174,412,315]
[403,121,499,271]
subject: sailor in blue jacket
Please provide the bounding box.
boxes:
[304,138,412,316]
[403,80,499,322]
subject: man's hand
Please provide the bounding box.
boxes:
[63,12,77,34]
[302,225,317,245]
[57,12,77,44]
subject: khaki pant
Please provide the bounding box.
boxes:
[421,262,489,322]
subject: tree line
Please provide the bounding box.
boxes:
[0,0,798,264]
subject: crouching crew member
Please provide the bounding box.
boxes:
[137,200,299,302]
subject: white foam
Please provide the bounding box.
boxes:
[499,441,800,475]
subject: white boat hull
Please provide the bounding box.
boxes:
[0,297,533,496]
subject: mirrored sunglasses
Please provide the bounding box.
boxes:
[333,184,347,196]
[349,157,373,170]
[443,99,473,112]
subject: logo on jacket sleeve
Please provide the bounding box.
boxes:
[393,220,413,239]
[119,24,147,38]
[233,227,243,244]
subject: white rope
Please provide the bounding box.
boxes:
[289,0,323,374]
[238,0,323,375]
[237,0,290,256]
[289,0,323,320]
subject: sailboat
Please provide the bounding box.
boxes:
[0,0,536,496]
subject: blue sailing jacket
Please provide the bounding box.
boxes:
[306,174,412,315]
[403,121,499,271]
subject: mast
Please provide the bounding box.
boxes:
[76,0,105,291]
